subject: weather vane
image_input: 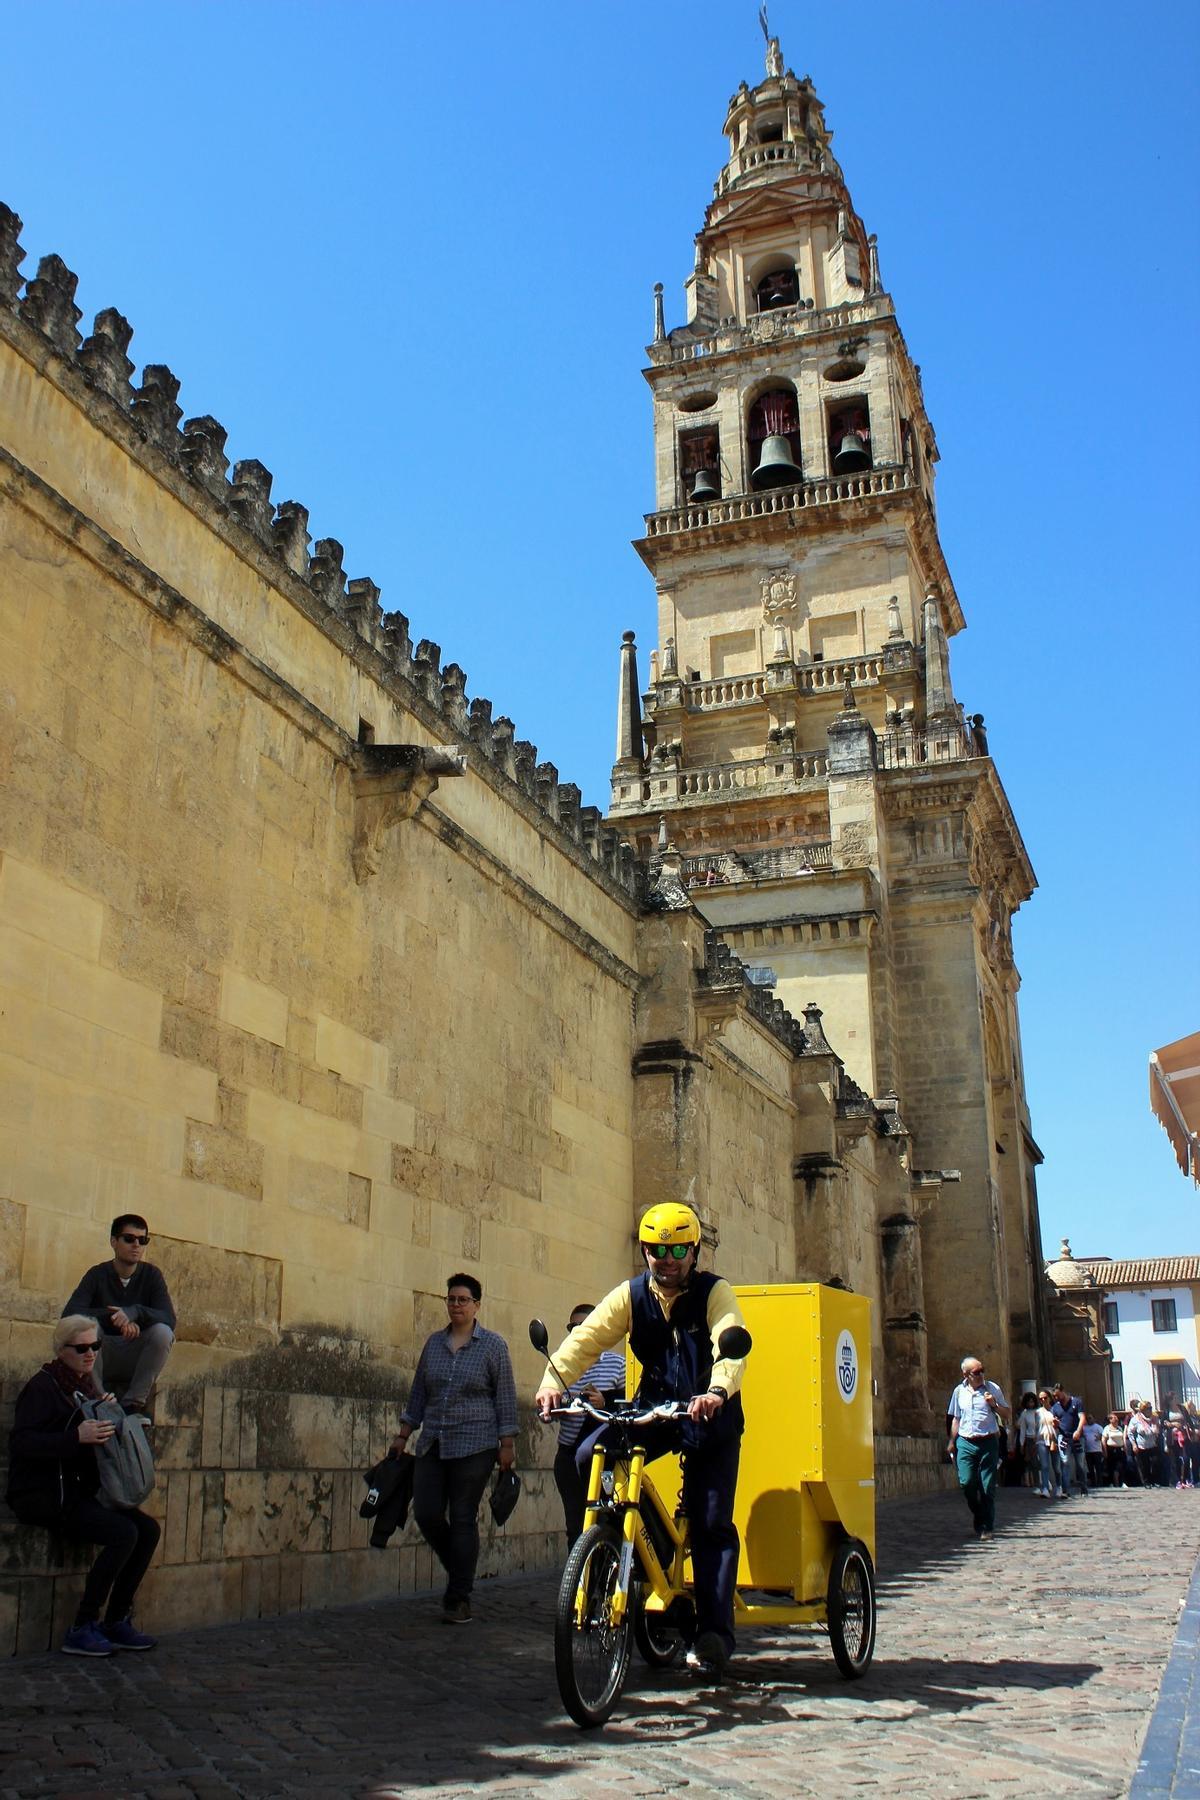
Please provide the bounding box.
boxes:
[759,5,784,77]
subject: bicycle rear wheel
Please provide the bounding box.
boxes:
[554,1523,633,1727]
[827,1538,876,1678]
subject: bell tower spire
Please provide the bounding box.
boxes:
[606,53,1044,1407]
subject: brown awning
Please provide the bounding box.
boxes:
[1150,1032,1200,1185]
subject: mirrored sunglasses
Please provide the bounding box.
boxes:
[646,1243,691,1261]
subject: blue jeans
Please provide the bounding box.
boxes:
[1060,1439,1088,1495]
[955,1436,1000,1532]
[1036,1440,1061,1494]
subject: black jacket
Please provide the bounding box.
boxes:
[63,1261,176,1336]
[6,1368,100,1521]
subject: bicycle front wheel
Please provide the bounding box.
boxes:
[554,1523,633,1727]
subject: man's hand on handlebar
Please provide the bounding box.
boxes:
[535,1385,563,1422]
[687,1392,725,1424]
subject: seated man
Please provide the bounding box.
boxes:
[62,1215,176,1415]
[535,1202,747,1673]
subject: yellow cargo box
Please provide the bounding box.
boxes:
[733,1283,874,1601]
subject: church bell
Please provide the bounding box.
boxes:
[688,468,721,503]
[832,433,871,475]
[750,435,801,491]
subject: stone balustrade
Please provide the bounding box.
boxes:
[678,752,828,797]
[644,464,914,537]
[683,673,768,708]
[800,655,884,692]
[717,139,806,190]
[647,293,892,365]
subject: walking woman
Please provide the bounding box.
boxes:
[1013,1394,1041,1488]
[5,1315,160,1655]
[1035,1389,1063,1497]
[393,1273,518,1624]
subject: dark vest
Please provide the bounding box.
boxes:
[628,1270,744,1449]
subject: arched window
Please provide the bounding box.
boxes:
[827,399,872,475]
[678,427,721,503]
[747,387,802,490]
[755,265,799,311]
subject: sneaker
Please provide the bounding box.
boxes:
[441,1599,472,1625]
[101,1617,156,1651]
[61,1621,112,1657]
[979,1528,994,1540]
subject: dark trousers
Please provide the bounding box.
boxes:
[554,1441,588,1546]
[1133,1447,1156,1487]
[60,1499,161,1626]
[575,1422,741,1658]
[411,1447,495,1603]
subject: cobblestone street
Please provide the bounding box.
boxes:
[2,1486,1198,1800]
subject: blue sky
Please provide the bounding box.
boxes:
[4,1,1197,1258]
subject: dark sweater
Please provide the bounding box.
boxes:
[5,1368,100,1520]
[62,1261,176,1336]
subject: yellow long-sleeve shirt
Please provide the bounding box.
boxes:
[540,1273,747,1399]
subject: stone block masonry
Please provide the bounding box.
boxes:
[1,196,949,1644]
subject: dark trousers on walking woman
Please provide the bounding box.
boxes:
[411,1448,495,1605]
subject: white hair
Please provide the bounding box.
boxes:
[53,1314,100,1354]
[961,1355,982,1373]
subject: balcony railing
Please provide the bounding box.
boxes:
[665,656,884,715]
[683,843,834,887]
[643,465,914,539]
[878,718,982,768]
[679,753,828,796]
[647,294,892,366]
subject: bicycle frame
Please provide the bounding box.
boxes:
[577,1443,688,1626]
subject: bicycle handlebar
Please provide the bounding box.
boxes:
[544,1398,692,1427]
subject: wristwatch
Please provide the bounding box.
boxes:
[708,1386,727,1401]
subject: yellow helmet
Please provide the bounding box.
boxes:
[638,1203,702,1248]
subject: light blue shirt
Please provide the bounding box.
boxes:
[948,1378,1007,1438]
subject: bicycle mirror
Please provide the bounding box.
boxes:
[528,1319,550,1354]
[717,1326,752,1360]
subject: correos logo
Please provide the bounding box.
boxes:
[834,1329,858,1404]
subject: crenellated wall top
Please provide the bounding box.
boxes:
[0,202,644,905]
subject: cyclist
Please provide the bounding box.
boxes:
[534,1202,747,1673]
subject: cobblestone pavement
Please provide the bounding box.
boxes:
[2,1486,1198,1800]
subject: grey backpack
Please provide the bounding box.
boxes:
[75,1393,155,1509]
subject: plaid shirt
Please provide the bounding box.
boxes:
[402,1324,518,1459]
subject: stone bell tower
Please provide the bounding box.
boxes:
[608,38,1050,1403]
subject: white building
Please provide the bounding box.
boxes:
[1078,1258,1200,1410]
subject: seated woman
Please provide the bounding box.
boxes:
[6,1314,161,1656]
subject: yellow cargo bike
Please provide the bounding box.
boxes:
[532,1283,877,1727]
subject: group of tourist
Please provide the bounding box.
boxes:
[948,1358,1200,1539]
[1008,1391,1200,1493]
[957,1353,1200,1540]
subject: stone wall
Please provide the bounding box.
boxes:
[0,215,952,1649]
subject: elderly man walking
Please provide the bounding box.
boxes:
[946,1357,1008,1539]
